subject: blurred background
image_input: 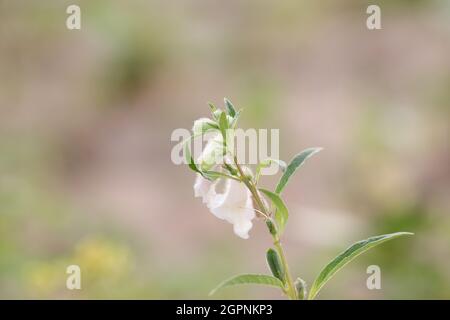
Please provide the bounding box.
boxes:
[0,0,449,299]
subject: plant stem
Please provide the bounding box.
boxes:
[233,157,297,300]
[273,237,297,300]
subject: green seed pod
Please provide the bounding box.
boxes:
[266,220,277,236]
[266,248,285,282]
[294,278,307,300]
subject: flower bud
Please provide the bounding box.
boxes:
[294,277,307,300]
[241,166,254,181]
[192,118,218,136]
[266,220,277,236]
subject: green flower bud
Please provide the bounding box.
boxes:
[294,278,307,300]
[266,220,277,236]
[192,118,218,136]
[241,166,254,181]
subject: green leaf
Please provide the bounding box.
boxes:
[224,98,236,117]
[203,170,239,181]
[209,274,284,296]
[218,111,229,143]
[183,138,202,175]
[266,248,285,283]
[275,148,322,194]
[229,109,241,129]
[256,158,287,182]
[308,232,414,300]
[212,109,223,121]
[223,163,238,176]
[259,189,289,235]
[208,102,217,113]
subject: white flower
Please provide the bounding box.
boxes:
[194,174,255,239]
[196,133,225,171]
[193,174,211,203]
[192,115,253,239]
[192,114,236,171]
[192,118,217,136]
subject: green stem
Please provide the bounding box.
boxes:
[273,237,297,300]
[233,157,297,300]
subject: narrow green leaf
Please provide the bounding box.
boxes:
[218,111,228,142]
[308,232,414,300]
[224,98,236,117]
[275,148,322,194]
[183,138,201,175]
[229,109,241,129]
[259,189,289,235]
[223,163,238,176]
[266,248,285,283]
[208,102,217,113]
[209,274,284,296]
[203,170,239,181]
[212,109,223,121]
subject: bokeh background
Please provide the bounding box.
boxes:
[0,0,449,299]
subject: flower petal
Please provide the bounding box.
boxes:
[209,179,255,239]
[193,174,211,203]
[192,117,217,136]
[197,133,224,171]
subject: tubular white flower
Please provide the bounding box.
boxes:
[194,175,255,239]
[192,114,254,239]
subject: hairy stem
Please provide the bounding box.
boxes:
[233,157,297,299]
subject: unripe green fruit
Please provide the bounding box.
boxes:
[266,248,285,282]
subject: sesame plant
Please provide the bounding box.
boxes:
[184,99,413,299]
